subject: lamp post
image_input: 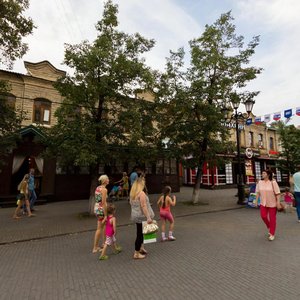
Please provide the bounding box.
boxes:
[222,97,255,205]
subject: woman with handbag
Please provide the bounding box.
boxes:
[92,174,109,253]
[130,176,154,259]
[255,169,281,241]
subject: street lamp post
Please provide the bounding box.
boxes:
[222,97,255,205]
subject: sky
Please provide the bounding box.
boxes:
[9,0,300,126]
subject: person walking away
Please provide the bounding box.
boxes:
[157,186,176,241]
[13,174,34,218]
[28,168,37,211]
[130,168,138,188]
[92,175,109,253]
[255,169,281,241]
[290,165,300,222]
[99,204,122,260]
[282,187,294,213]
[130,177,154,259]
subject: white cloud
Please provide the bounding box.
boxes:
[9,0,300,125]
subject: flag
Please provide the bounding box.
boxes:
[246,118,252,125]
[284,109,292,118]
[273,112,281,121]
[296,107,300,116]
[264,114,271,123]
[254,116,262,125]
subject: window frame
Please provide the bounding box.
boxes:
[33,98,52,124]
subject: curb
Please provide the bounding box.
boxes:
[0,205,245,246]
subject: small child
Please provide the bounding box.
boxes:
[157,186,176,241]
[99,204,121,260]
[282,187,295,213]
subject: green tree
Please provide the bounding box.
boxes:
[0,0,34,68]
[155,12,261,204]
[273,121,300,174]
[0,0,34,168]
[0,82,23,168]
[46,0,156,210]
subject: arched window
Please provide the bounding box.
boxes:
[33,98,51,124]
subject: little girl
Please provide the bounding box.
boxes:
[99,204,122,260]
[283,187,295,213]
[157,186,176,241]
[12,174,34,219]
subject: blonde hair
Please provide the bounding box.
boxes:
[98,174,109,184]
[130,177,145,200]
[18,174,29,191]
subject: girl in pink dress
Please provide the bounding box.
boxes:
[282,187,295,213]
[99,204,121,260]
[157,186,176,241]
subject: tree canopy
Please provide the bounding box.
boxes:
[0,0,34,167]
[0,0,35,68]
[272,121,300,174]
[154,12,262,203]
[46,0,156,198]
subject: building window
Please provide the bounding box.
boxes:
[269,137,274,150]
[33,98,51,124]
[0,93,16,109]
[258,134,263,148]
[248,131,254,147]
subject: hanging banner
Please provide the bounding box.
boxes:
[273,112,281,121]
[254,116,262,125]
[284,109,292,118]
[296,107,300,116]
[246,118,252,125]
[264,114,271,123]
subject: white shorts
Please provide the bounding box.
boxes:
[105,235,116,246]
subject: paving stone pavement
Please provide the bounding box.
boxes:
[1,187,300,299]
[0,187,241,244]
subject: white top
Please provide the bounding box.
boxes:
[293,171,300,192]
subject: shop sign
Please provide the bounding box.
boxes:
[245,148,253,158]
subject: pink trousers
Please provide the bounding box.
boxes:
[260,205,277,236]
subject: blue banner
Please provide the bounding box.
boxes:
[284,109,292,118]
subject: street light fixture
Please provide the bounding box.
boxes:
[222,96,255,205]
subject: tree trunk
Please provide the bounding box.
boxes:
[192,163,208,205]
[192,137,209,205]
[88,165,99,215]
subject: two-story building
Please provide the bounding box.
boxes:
[183,118,287,188]
[0,61,179,205]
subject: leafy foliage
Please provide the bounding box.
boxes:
[0,0,35,68]
[273,121,300,174]
[0,82,23,168]
[154,12,261,202]
[46,0,156,182]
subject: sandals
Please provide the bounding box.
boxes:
[92,244,104,253]
[139,248,148,255]
[99,255,109,260]
[133,252,146,259]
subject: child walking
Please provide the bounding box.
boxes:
[12,174,34,219]
[99,204,122,260]
[157,186,176,241]
[282,187,295,213]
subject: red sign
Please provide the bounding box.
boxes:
[269,150,279,155]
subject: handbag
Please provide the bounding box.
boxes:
[271,181,284,212]
[143,220,159,234]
